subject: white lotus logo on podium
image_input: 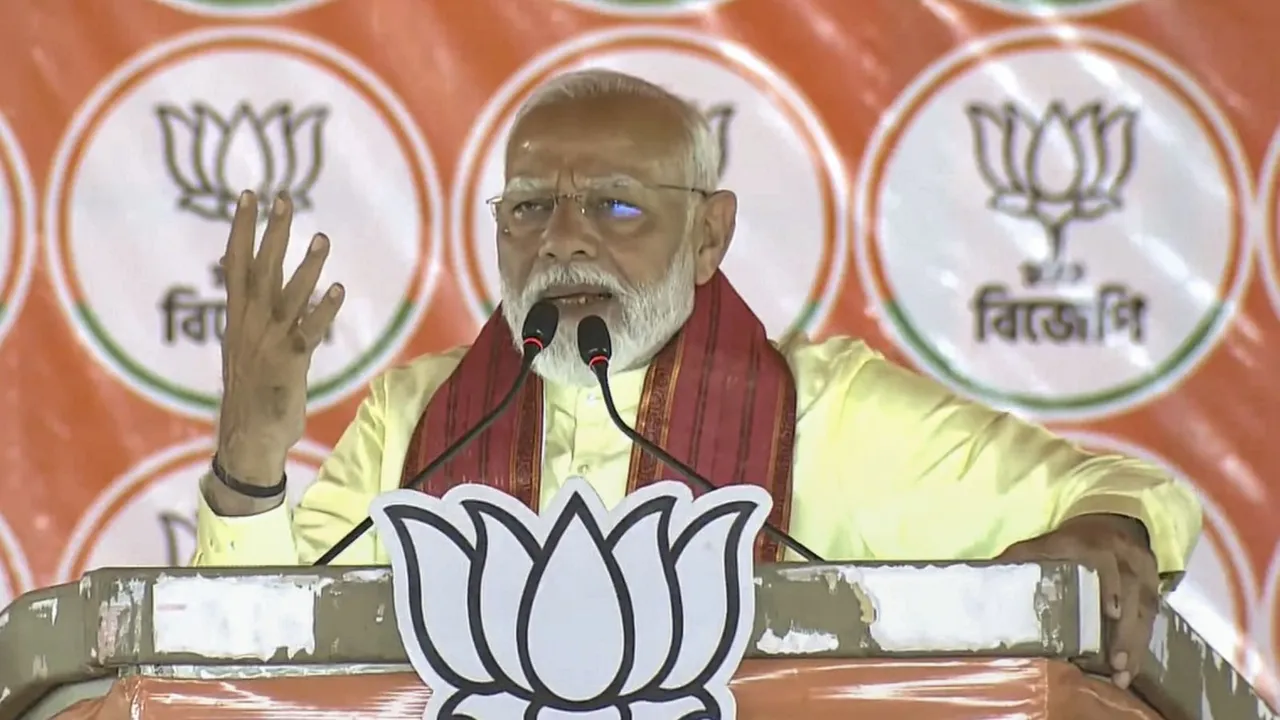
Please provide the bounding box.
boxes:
[370,478,771,720]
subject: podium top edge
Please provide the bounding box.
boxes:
[0,561,1096,679]
[0,561,1274,720]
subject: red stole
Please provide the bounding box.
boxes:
[399,272,797,562]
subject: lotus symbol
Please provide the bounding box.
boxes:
[370,478,771,720]
[158,511,196,566]
[700,103,735,179]
[966,100,1137,287]
[156,101,329,223]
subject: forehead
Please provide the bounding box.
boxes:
[504,94,688,185]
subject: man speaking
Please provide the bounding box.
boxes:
[195,69,1201,690]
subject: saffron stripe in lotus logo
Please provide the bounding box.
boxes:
[370,478,770,719]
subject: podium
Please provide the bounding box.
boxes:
[0,561,1273,719]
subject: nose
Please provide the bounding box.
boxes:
[537,198,598,261]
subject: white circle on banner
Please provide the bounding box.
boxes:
[1059,431,1262,677]
[1258,546,1280,707]
[855,27,1250,421]
[44,27,443,420]
[0,112,38,356]
[0,514,34,610]
[963,0,1140,17]
[1250,122,1280,325]
[54,436,331,581]
[556,0,733,16]
[451,26,848,339]
[149,0,335,18]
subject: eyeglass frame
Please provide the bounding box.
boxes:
[485,182,713,226]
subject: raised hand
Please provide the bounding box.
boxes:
[211,191,344,508]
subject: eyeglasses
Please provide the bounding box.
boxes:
[486,182,710,236]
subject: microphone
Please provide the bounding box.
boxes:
[313,301,560,566]
[575,315,824,563]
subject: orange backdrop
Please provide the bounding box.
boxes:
[0,0,1275,705]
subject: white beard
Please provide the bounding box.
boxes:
[500,249,696,387]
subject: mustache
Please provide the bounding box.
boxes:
[522,264,631,300]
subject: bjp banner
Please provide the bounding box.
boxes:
[0,0,1276,708]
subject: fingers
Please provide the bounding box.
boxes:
[277,234,330,324]
[223,191,259,332]
[292,284,345,352]
[1082,550,1134,685]
[253,194,294,303]
[992,517,1162,692]
[1110,576,1139,687]
[221,188,343,355]
[1093,550,1124,623]
[1110,554,1160,689]
[994,538,1040,562]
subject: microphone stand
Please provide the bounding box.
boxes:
[312,302,560,566]
[313,355,537,565]
[577,315,825,563]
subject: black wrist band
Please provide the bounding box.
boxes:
[211,455,287,498]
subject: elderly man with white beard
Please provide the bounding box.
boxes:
[195,69,1201,690]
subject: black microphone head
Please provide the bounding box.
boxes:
[521,300,559,353]
[576,315,612,369]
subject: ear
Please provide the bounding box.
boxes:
[693,190,736,285]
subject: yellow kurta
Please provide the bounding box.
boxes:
[193,336,1201,576]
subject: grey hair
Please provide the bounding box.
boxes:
[513,69,721,191]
